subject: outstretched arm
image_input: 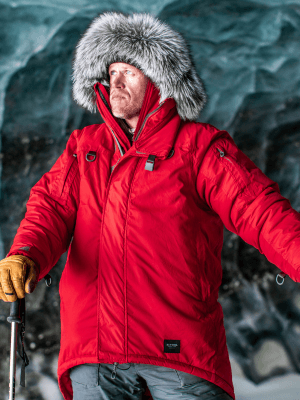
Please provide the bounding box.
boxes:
[196,129,300,282]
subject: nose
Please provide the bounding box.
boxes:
[110,74,125,89]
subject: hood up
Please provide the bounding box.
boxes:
[73,12,207,121]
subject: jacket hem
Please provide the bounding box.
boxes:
[58,354,235,400]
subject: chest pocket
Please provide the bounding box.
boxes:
[51,154,79,201]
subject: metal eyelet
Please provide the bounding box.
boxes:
[276,273,286,285]
[167,149,175,159]
[86,151,96,162]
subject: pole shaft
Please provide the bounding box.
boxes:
[8,322,18,400]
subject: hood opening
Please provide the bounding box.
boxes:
[94,79,178,156]
[94,80,161,145]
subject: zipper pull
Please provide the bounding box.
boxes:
[217,148,225,157]
[111,362,118,380]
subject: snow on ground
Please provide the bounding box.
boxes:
[233,373,300,400]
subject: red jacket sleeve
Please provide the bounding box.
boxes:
[196,129,300,282]
[7,130,81,281]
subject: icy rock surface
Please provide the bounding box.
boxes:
[1,1,300,399]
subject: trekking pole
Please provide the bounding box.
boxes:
[7,299,21,400]
[6,274,52,400]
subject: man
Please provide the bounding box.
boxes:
[0,12,300,400]
[109,63,149,129]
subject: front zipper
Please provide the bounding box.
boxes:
[111,129,125,157]
[97,155,140,358]
[111,156,122,173]
[134,101,165,142]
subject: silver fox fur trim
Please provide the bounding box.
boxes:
[72,12,207,121]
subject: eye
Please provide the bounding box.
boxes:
[110,71,116,75]
[126,70,133,75]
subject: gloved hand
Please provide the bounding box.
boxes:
[0,255,38,302]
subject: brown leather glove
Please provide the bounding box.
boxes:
[0,255,38,302]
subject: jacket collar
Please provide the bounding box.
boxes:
[94,81,181,158]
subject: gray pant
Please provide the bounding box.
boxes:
[70,363,233,400]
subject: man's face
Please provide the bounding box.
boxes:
[109,62,148,123]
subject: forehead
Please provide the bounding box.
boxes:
[109,62,142,73]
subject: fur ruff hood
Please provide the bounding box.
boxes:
[72,12,207,121]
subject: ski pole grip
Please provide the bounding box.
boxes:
[7,299,22,324]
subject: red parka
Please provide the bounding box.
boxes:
[9,81,300,400]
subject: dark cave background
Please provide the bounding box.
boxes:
[1,0,300,399]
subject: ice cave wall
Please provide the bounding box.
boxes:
[1,1,300,399]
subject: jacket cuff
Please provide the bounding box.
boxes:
[7,247,43,280]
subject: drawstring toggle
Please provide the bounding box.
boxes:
[145,155,156,171]
[111,362,118,380]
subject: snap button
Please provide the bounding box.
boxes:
[86,151,96,162]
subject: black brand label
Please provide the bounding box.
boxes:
[164,340,180,353]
